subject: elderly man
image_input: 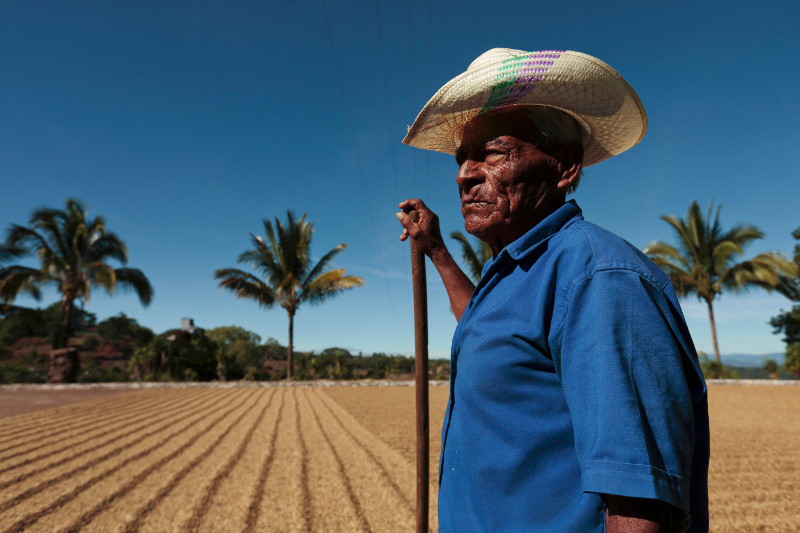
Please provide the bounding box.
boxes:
[396,49,709,532]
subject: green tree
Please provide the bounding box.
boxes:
[97,313,154,350]
[450,231,493,283]
[130,336,168,380]
[763,357,779,379]
[317,347,355,380]
[0,307,47,348]
[784,343,800,379]
[1,199,153,359]
[644,201,796,377]
[697,351,739,380]
[166,333,218,381]
[0,243,40,310]
[775,227,800,301]
[206,326,263,380]
[214,211,364,380]
[0,302,95,355]
[770,227,800,369]
[770,306,800,346]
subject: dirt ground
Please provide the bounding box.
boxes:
[0,389,132,418]
[0,383,797,532]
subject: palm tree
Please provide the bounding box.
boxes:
[644,200,797,377]
[775,226,800,301]
[1,199,154,349]
[450,231,493,283]
[214,211,364,380]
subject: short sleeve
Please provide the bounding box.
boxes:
[550,268,697,511]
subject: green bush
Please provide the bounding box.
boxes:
[764,358,779,378]
[82,335,101,352]
[0,361,46,384]
[698,352,739,379]
[785,343,800,378]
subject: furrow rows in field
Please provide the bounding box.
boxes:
[14,388,252,533]
[706,385,800,532]
[180,388,277,532]
[0,388,205,477]
[108,389,271,533]
[239,389,285,533]
[322,385,449,489]
[315,388,415,512]
[0,388,249,532]
[307,388,420,532]
[301,389,372,533]
[298,385,363,532]
[0,390,148,434]
[248,388,308,532]
[0,390,167,450]
[122,388,274,532]
[0,388,227,492]
[295,389,314,532]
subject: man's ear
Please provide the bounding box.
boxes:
[555,141,584,191]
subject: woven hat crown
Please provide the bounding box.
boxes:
[403,49,647,167]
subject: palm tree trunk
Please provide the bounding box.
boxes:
[706,297,723,379]
[287,311,294,381]
[54,297,74,349]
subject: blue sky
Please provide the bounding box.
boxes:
[2,0,799,359]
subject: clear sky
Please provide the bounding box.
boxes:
[2,0,799,359]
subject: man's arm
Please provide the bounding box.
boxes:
[604,495,688,533]
[396,198,475,321]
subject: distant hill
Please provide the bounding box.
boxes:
[720,353,784,368]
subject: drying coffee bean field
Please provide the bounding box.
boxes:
[0,383,797,532]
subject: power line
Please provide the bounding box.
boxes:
[426,0,433,199]
[320,0,404,347]
[408,0,418,196]
[375,0,401,202]
[375,0,414,316]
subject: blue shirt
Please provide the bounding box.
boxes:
[439,201,709,532]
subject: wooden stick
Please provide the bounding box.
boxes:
[409,210,429,533]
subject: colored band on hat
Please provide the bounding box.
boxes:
[480,51,564,114]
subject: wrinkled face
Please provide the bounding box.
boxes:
[455,107,567,254]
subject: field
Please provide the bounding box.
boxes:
[0,383,798,532]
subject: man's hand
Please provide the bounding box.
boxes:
[396,198,447,260]
[395,198,476,321]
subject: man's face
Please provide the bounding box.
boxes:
[455,107,566,254]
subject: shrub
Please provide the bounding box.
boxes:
[785,343,800,379]
[698,352,739,379]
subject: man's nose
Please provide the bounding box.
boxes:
[456,160,483,190]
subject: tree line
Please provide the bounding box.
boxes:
[0,306,445,383]
[2,197,800,383]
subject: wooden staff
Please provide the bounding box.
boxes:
[409,210,429,533]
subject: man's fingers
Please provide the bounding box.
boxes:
[398,198,427,214]
[396,212,411,241]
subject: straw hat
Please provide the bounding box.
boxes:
[402,49,647,167]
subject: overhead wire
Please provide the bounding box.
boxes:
[375,0,414,316]
[319,0,404,348]
[426,0,433,200]
[408,0,418,196]
[375,0,401,202]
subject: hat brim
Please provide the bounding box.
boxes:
[402,50,647,167]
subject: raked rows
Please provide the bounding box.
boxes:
[0,387,437,532]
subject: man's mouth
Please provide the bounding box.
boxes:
[462,200,493,208]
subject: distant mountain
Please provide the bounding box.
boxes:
[720,353,784,368]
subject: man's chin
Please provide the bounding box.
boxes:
[463,219,494,240]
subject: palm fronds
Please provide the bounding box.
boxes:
[644,200,798,374]
[215,210,363,380]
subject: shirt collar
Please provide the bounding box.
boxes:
[502,200,583,262]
